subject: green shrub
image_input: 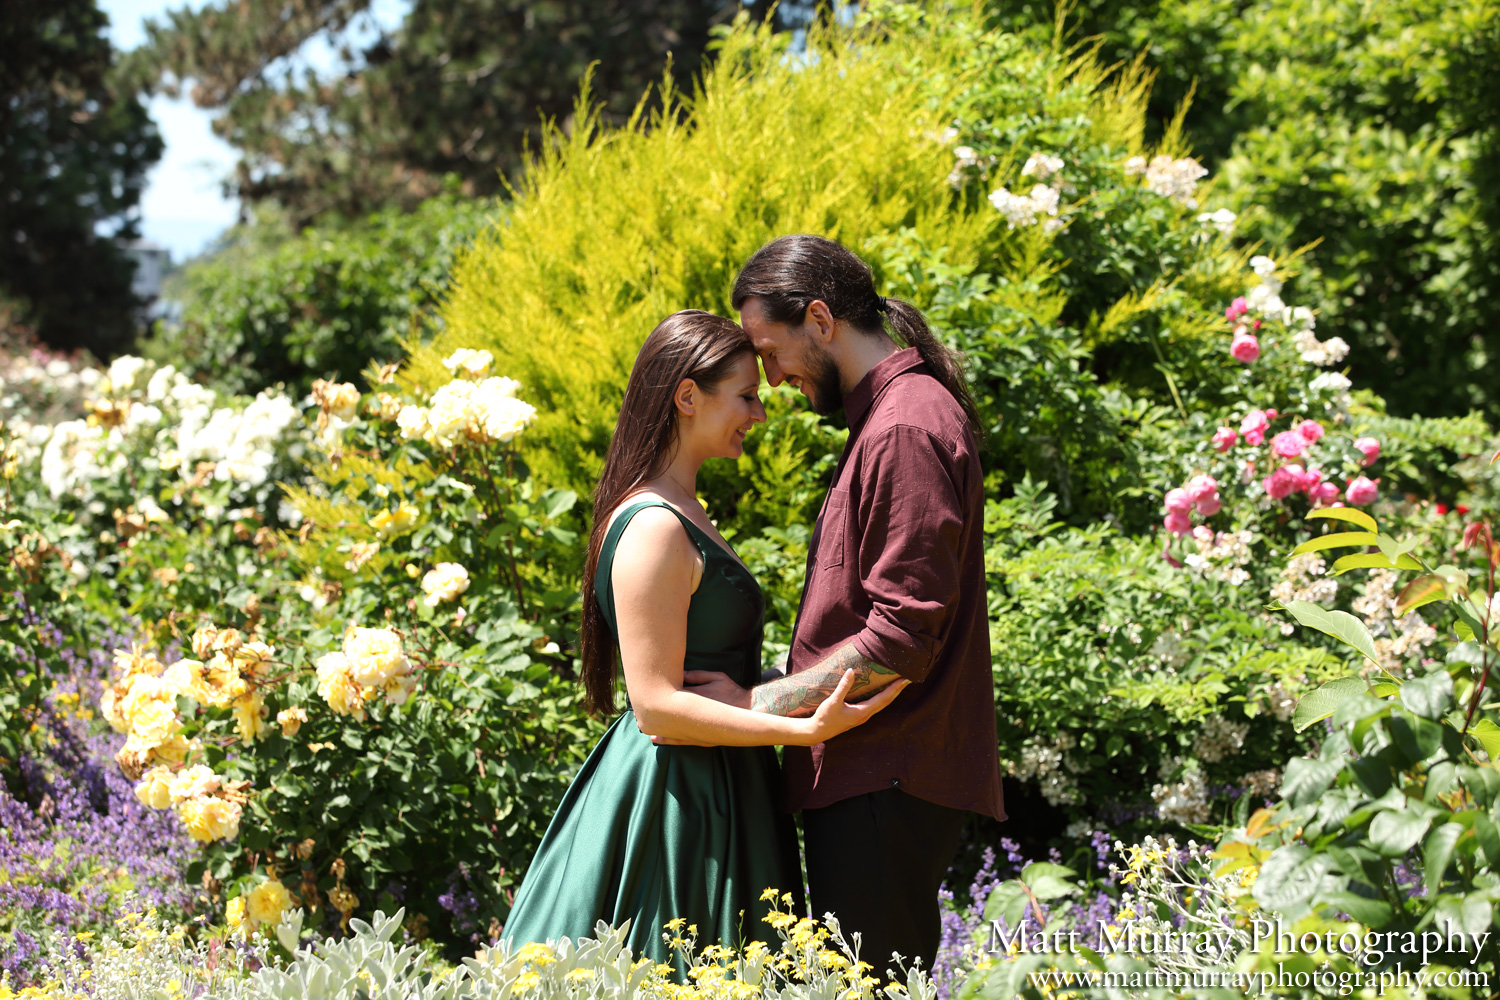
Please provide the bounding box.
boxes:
[989,0,1500,422]
[147,189,495,398]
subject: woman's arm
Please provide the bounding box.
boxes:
[611,507,903,746]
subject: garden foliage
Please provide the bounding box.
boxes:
[5,0,1500,988]
[150,191,495,398]
[991,0,1500,421]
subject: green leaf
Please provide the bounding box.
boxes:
[1020,862,1076,882]
[541,489,578,519]
[1292,531,1381,556]
[1319,891,1392,927]
[1470,719,1500,763]
[1293,677,1368,732]
[1396,575,1448,618]
[1284,600,1378,663]
[1282,757,1340,807]
[1307,507,1378,533]
[982,881,1029,928]
[1472,814,1500,870]
[1330,552,1421,576]
[1400,670,1453,720]
[1424,823,1464,895]
[1369,808,1431,857]
[1026,875,1079,901]
[1388,714,1443,764]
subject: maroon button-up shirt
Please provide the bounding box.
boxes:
[782,348,1005,821]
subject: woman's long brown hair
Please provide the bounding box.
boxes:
[580,310,756,716]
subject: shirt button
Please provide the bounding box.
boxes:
[890,778,900,788]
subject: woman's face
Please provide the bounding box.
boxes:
[684,353,766,460]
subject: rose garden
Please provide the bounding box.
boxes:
[3,2,1499,997]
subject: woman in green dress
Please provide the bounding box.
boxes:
[501,310,906,965]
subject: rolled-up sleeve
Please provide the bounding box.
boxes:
[849,424,964,683]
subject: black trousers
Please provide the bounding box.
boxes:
[802,788,968,978]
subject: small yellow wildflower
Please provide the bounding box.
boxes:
[664,917,687,932]
[564,968,594,983]
[759,888,779,902]
[513,971,542,992]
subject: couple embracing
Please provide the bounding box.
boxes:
[502,235,1005,975]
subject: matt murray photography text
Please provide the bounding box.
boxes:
[992,917,1492,967]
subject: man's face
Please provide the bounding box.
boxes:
[739,297,843,416]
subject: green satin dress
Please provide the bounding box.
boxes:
[501,500,802,967]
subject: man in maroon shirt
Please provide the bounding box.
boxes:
[686,235,1005,974]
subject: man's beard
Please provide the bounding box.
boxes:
[801,339,844,416]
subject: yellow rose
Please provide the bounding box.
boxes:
[326,382,360,421]
[128,699,181,748]
[161,659,210,703]
[343,626,407,688]
[178,796,241,843]
[191,625,218,660]
[233,640,275,670]
[203,654,246,708]
[233,691,268,743]
[246,878,292,928]
[150,733,191,766]
[369,503,420,539]
[382,673,419,707]
[100,685,128,733]
[114,737,153,780]
[119,674,169,723]
[167,763,220,804]
[420,562,470,607]
[315,652,365,719]
[112,646,164,680]
[226,896,246,934]
[276,706,308,737]
[134,766,174,810]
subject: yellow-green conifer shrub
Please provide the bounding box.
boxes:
[421,10,997,497]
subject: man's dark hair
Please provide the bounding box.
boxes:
[731,234,980,430]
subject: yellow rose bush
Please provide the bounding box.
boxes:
[91,363,595,954]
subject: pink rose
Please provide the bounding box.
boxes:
[1164,488,1193,514]
[1211,427,1238,452]
[1354,436,1380,467]
[1346,476,1379,506]
[1195,494,1222,516]
[1265,409,1279,420]
[1299,467,1325,492]
[1232,296,1248,316]
[1309,481,1341,504]
[1184,475,1219,502]
[1245,428,1266,446]
[1163,511,1192,536]
[1240,409,1269,435]
[1230,332,1260,363]
[1270,431,1307,459]
[1296,419,1325,443]
[1263,465,1303,500]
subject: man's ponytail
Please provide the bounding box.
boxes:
[882,296,980,432]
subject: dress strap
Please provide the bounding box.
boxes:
[595,500,706,628]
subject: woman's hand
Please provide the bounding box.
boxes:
[801,668,908,745]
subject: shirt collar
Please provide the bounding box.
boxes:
[842,347,925,432]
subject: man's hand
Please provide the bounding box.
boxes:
[641,671,748,745]
[682,670,752,710]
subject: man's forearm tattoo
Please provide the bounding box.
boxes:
[749,643,900,717]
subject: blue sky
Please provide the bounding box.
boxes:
[100,0,407,263]
[101,0,237,262]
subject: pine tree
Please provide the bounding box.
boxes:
[125,0,777,225]
[1,0,163,356]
